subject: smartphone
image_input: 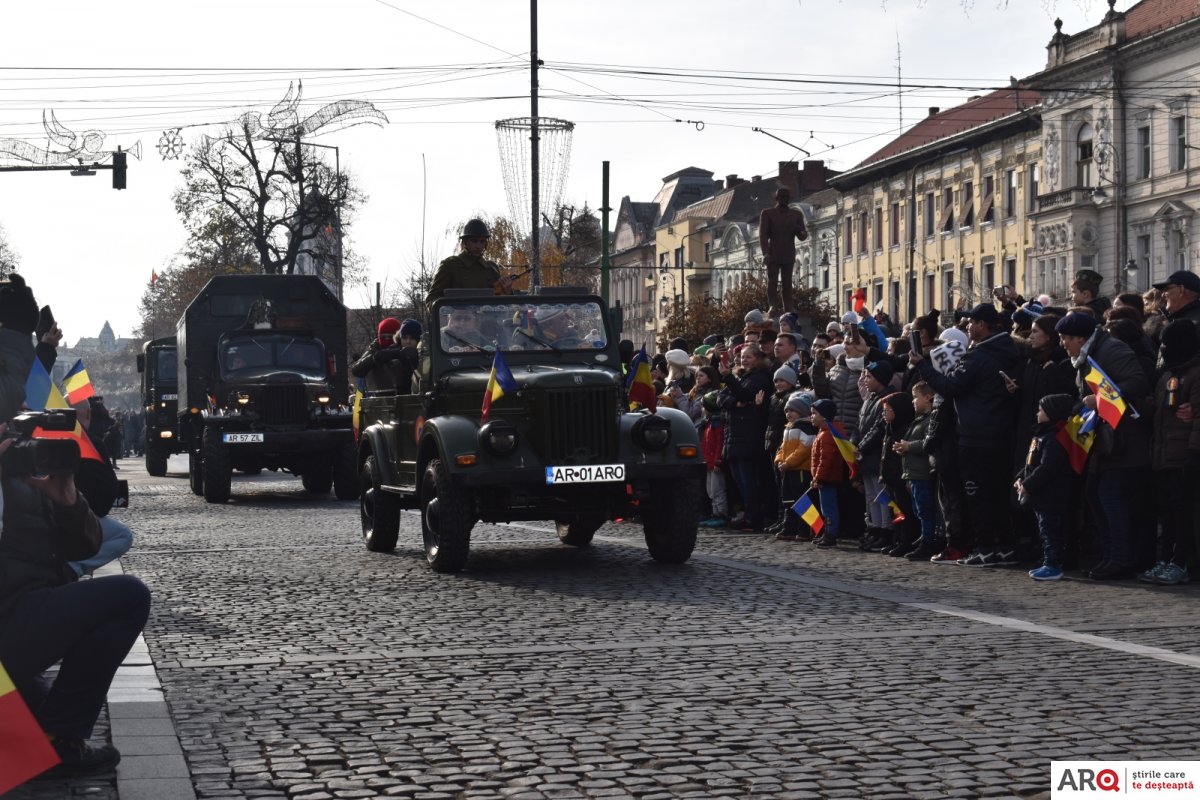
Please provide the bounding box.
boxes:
[998,370,1013,383]
[848,322,859,343]
[909,330,922,356]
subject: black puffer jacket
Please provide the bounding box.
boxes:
[1078,329,1152,472]
[719,367,773,460]
[1018,422,1075,514]
[917,331,1021,449]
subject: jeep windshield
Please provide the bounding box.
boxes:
[436,300,609,354]
[220,334,326,379]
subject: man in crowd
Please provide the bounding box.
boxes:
[1154,269,1200,325]
[1071,269,1112,318]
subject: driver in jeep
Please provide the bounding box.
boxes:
[440,306,491,351]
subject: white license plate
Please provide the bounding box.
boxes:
[162,393,178,400]
[223,433,263,443]
[545,464,625,485]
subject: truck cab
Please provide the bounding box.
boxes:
[136,336,181,476]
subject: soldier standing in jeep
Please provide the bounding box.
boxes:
[425,218,513,308]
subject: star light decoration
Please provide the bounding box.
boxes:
[157,128,185,160]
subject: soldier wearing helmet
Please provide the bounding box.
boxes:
[425,218,514,308]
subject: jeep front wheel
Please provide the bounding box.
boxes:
[556,513,606,547]
[188,451,204,496]
[201,429,232,504]
[332,440,358,501]
[360,454,400,552]
[302,468,332,495]
[641,479,700,564]
[420,458,473,573]
[145,444,168,477]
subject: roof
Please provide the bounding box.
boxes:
[1125,0,1200,40]
[853,87,1041,171]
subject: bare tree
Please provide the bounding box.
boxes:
[0,223,20,277]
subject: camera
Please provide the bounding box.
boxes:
[2,409,81,477]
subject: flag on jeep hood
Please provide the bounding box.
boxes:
[625,345,656,412]
[481,348,519,423]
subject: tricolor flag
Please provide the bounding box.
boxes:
[791,493,824,535]
[873,487,907,522]
[0,659,60,793]
[625,345,657,412]
[351,384,363,442]
[1083,357,1135,429]
[1056,408,1097,475]
[62,359,95,405]
[826,420,859,477]
[23,359,104,463]
[481,348,519,423]
[852,287,867,315]
[150,269,159,285]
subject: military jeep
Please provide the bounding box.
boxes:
[355,289,704,572]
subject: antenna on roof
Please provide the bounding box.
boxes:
[896,30,903,132]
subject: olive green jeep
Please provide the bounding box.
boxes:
[355,289,704,572]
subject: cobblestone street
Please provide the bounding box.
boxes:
[17,456,1200,800]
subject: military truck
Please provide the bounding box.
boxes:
[176,274,356,503]
[136,335,182,477]
[356,289,704,573]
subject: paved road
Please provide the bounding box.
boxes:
[33,456,1200,799]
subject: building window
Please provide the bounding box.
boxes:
[1004,257,1017,291]
[1137,234,1151,288]
[858,212,868,254]
[940,187,955,232]
[872,280,884,309]
[1057,257,1070,298]
[1038,259,1047,296]
[963,265,975,301]
[874,207,883,251]
[674,247,683,269]
[844,215,853,255]
[924,273,935,315]
[821,261,830,290]
[1137,125,1151,179]
[1027,164,1039,213]
[943,267,955,311]
[1077,123,1094,188]
[1176,230,1187,271]
[1005,170,1017,218]
[924,192,935,237]
[983,260,995,294]
[961,180,974,229]
[890,279,900,320]
[1172,116,1188,172]
[890,202,900,247]
[981,175,995,224]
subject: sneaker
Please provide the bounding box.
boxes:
[1138,561,1168,583]
[992,550,1019,566]
[959,551,999,567]
[51,737,121,776]
[814,535,838,548]
[1030,565,1064,581]
[699,517,728,528]
[1155,563,1190,586]
[930,547,967,564]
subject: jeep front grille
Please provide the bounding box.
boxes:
[541,387,616,464]
[261,385,309,425]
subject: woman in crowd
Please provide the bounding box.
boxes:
[718,343,774,532]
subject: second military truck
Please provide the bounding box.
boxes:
[176,274,356,503]
[136,335,182,477]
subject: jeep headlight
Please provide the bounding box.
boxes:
[316,393,331,405]
[478,420,518,456]
[633,414,671,451]
[235,392,251,406]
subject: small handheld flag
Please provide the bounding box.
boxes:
[1083,357,1135,429]
[852,287,867,315]
[1056,408,1097,475]
[23,359,103,462]
[62,359,95,405]
[873,487,907,522]
[792,493,824,535]
[0,659,60,793]
[826,420,859,477]
[481,348,519,423]
[625,345,657,412]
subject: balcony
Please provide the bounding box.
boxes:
[1035,188,1093,212]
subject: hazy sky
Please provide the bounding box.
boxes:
[0,0,1116,345]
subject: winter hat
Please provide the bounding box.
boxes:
[1011,302,1043,329]
[1039,393,1076,424]
[825,320,843,334]
[744,308,766,326]
[841,311,859,325]
[693,344,712,358]
[866,360,894,386]
[786,391,816,414]
[377,317,402,346]
[826,342,846,360]
[703,333,724,347]
[1160,318,1199,368]
[780,312,799,330]
[664,348,690,367]
[1054,312,1098,339]
[669,337,690,353]
[812,399,837,420]
[938,327,969,348]
[773,365,799,387]
[399,318,422,341]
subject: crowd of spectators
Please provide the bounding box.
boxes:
[648,268,1200,585]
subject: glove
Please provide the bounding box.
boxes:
[0,274,39,335]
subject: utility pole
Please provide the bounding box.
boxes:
[530,0,541,289]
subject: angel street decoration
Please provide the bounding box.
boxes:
[0,111,140,167]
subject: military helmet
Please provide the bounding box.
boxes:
[461,218,490,239]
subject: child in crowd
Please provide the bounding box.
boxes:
[1015,393,1077,581]
[698,390,729,528]
[893,381,938,560]
[878,392,918,555]
[773,392,816,541]
[854,361,895,550]
[765,366,800,534]
[1144,319,1200,585]
[809,399,844,547]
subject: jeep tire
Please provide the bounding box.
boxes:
[188,451,204,496]
[332,440,358,501]
[201,428,232,503]
[145,444,168,477]
[641,478,700,564]
[302,467,332,495]
[420,458,473,573]
[360,454,400,552]
[556,513,606,547]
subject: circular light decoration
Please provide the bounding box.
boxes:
[157,129,185,160]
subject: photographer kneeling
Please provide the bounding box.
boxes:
[0,274,151,775]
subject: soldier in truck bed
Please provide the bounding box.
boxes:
[425,218,513,308]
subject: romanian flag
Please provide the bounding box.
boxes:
[1084,357,1133,429]
[351,386,363,442]
[852,287,867,315]
[1056,408,1097,475]
[0,659,60,793]
[481,348,519,423]
[62,359,95,405]
[625,345,657,412]
[827,420,859,477]
[792,493,824,535]
[873,487,907,522]
[151,269,159,285]
[23,359,104,463]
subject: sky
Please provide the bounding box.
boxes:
[0,0,1120,346]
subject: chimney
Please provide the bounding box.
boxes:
[778,160,799,176]
[752,175,762,183]
[726,174,743,187]
[797,160,830,193]
[928,106,941,117]
[713,179,724,191]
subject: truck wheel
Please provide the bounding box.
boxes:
[201,429,232,503]
[360,454,400,552]
[146,445,168,477]
[302,468,332,495]
[556,513,606,547]
[420,458,472,573]
[641,479,700,564]
[333,441,358,501]
[188,451,204,496]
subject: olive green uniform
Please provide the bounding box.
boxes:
[425,252,501,308]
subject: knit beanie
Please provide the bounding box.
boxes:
[1054,312,1098,339]
[773,365,799,387]
[866,360,894,386]
[1039,393,1076,424]
[377,317,402,346]
[399,318,422,341]
[785,391,814,414]
[812,399,837,420]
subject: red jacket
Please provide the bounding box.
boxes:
[701,417,724,471]
[810,427,844,486]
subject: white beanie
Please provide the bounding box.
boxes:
[664,348,690,367]
[841,311,859,325]
[938,327,969,348]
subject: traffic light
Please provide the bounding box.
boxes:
[112,150,127,190]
